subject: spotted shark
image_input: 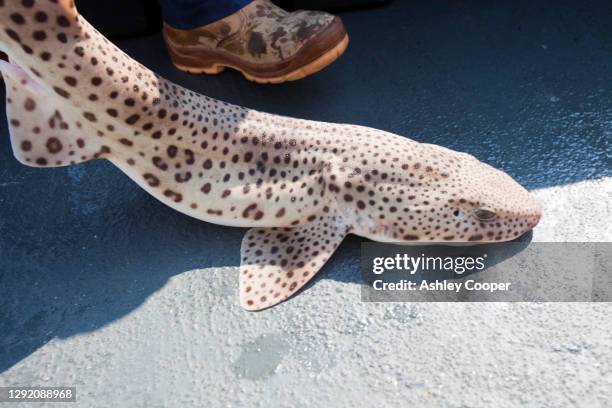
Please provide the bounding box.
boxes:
[0,0,541,310]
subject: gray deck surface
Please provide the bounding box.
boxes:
[0,0,611,406]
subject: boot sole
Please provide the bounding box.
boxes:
[173,34,349,84]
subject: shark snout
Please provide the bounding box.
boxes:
[503,186,542,239]
[460,163,543,241]
[527,195,543,229]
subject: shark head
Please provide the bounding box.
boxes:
[344,139,542,244]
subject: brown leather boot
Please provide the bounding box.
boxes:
[163,0,349,84]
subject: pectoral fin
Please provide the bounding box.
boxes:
[239,213,349,311]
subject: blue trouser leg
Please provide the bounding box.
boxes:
[159,0,254,30]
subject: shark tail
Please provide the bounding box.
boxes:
[1,60,107,167]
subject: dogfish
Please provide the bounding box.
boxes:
[0,0,541,310]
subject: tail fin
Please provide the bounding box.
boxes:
[1,60,107,167]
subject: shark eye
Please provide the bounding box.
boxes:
[473,208,497,221]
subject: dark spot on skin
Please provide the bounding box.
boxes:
[119,138,133,146]
[32,30,46,41]
[24,98,35,111]
[243,203,257,218]
[468,234,484,242]
[201,183,211,194]
[163,189,182,203]
[185,149,195,165]
[64,76,77,87]
[36,157,48,166]
[175,172,192,183]
[34,12,48,23]
[53,87,70,98]
[83,112,97,122]
[152,156,168,171]
[143,173,160,187]
[403,235,419,241]
[10,13,25,25]
[4,28,23,46]
[167,145,177,158]
[21,44,33,54]
[126,114,140,124]
[46,137,62,154]
[93,145,111,158]
[202,159,212,169]
[57,15,71,27]
[21,141,32,151]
